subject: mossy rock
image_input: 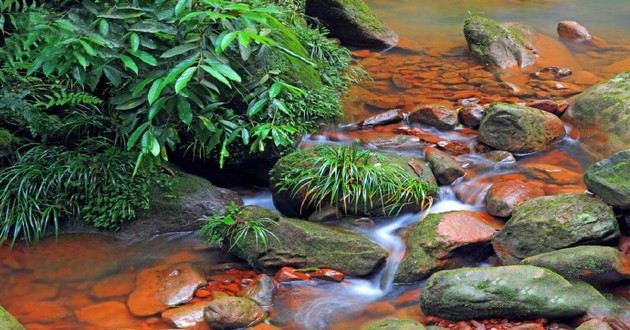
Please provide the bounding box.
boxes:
[521,246,629,286]
[0,306,24,330]
[478,102,565,153]
[420,265,609,320]
[270,145,437,219]
[584,149,630,209]
[463,14,538,69]
[564,71,630,160]
[492,194,620,264]
[229,206,388,277]
[305,0,398,48]
[575,319,614,330]
[360,318,425,330]
[394,211,498,283]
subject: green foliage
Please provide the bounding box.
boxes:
[200,203,278,250]
[275,144,436,216]
[0,143,152,244]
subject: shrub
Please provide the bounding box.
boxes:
[274,144,437,216]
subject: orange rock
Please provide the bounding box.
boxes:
[485,180,546,217]
[91,273,135,298]
[194,289,211,298]
[274,267,310,283]
[522,163,582,185]
[75,301,137,328]
[161,301,212,328]
[310,269,344,282]
[5,301,70,324]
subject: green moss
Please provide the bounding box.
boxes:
[0,306,24,330]
[339,0,387,33]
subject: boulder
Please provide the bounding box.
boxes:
[492,194,620,264]
[463,15,538,69]
[237,274,277,308]
[425,148,465,185]
[485,180,545,217]
[75,301,136,328]
[229,206,388,277]
[557,21,592,42]
[478,102,565,153]
[270,145,437,218]
[305,0,398,48]
[395,211,500,283]
[162,301,211,329]
[575,319,613,330]
[408,105,458,130]
[458,104,484,128]
[127,263,207,316]
[361,318,425,330]
[584,150,630,209]
[521,246,630,285]
[203,296,265,329]
[361,109,404,128]
[564,71,630,159]
[420,265,609,320]
[481,150,515,163]
[0,306,24,330]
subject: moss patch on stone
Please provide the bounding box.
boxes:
[0,306,25,330]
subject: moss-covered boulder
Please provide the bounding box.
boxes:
[0,306,24,330]
[229,206,388,277]
[395,211,500,283]
[425,148,465,185]
[305,0,398,48]
[575,319,613,330]
[584,150,630,209]
[521,246,630,286]
[478,103,565,153]
[420,265,609,320]
[270,145,437,218]
[360,318,425,330]
[564,71,630,159]
[492,194,620,264]
[203,296,265,329]
[463,14,538,69]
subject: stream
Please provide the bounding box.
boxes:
[2,0,630,329]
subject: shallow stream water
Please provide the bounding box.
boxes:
[2,0,630,329]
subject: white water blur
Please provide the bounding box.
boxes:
[243,187,477,330]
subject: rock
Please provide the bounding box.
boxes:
[523,163,582,185]
[436,140,471,156]
[75,301,136,328]
[481,150,515,163]
[521,246,630,285]
[360,318,425,330]
[526,99,570,116]
[270,145,437,218]
[274,266,310,282]
[91,274,135,298]
[408,105,458,130]
[127,263,207,316]
[307,206,342,222]
[420,265,609,320]
[575,319,613,330]
[162,301,211,329]
[361,109,404,128]
[564,71,630,159]
[310,268,345,282]
[230,206,389,277]
[305,0,398,48]
[584,150,630,209]
[463,14,538,69]
[203,296,265,330]
[478,102,565,153]
[395,211,500,283]
[485,180,545,217]
[0,306,24,330]
[237,274,277,308]
[458,104,484,128]
[4,301,70,324]
[492,194,620,264]
[557,21,592,42]
[425,148,465,185]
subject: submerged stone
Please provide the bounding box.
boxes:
[305,0,399,48]
[564,71,630,159]
[420,265,609,320]
[478,102,565,153]
[0,306,24,330]
[162,301,211,329]
[203,296,265,330]
[75,301,136,328]
[557,21,592,42]
[395,211,499,283]
[360,318,426,330]
[463,15,538,69]
[492,194,620,264]
[230,206,388,277]
[485,180,545,217]
[584,150,630,209]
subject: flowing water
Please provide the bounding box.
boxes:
[2,0,630,329]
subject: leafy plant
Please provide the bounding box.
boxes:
[201,203,278,250]
[275,144,437,216]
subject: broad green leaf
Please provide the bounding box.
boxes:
[78,40,97,56]
[164,55,198,84]
[127,122,150,150]
[175,67,197,94]
[103,65,124,87]
[130,33,140,51]
[241,128,250,145]
[177,97,193,125]
[160,44,198,58]
[129,21,177,35]
[73,52,88,69]
[99,19,109,35]
[212,63,241,82]
[121,55,139,74]
[218,31,237,53]
[247,98,267,117]
[268,82,283,99]
[141,130,161,156]
[148,78,164,105]
[201,65,230,87]
[128,50,157,66]
[148,97,168,120]
[175,0,188,16]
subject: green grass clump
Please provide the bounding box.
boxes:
[275,144,436,216]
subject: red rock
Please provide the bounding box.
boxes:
[127,263,206,316]
[526,99,569,116]
[557,21,592,42]
[75,301,137,328]
[91,273,135,299]
[436,140,471,156]
[458,104,484,128]
[274,267,310,282]
[194,289,211,298]
[5,301,70,324]
[408,105,458,130]
[161,301,211,329]
[522,163,582,185]
[485,180,546,217]
[310,268,344,282]
[437,211,501,244]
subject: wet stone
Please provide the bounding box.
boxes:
[75,301,137,328]
[360,109,404,128]
[91,273,135,299]
[203,296,265,330]
[162,301,212,329]
[557,21,592,42]
[425,147,465,185]
[408,105,458,130]
[458,104,484,128]
[485,180,545,217]
[482,150,515,163]
[237,274,277,308]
